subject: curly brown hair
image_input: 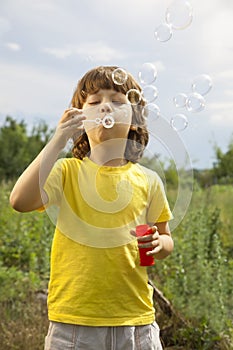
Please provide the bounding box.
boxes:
[70,66,149,162]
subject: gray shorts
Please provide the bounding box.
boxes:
[44,321,163,350]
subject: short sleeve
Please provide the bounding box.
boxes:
[146,173,173,224]
[41,158,65,209]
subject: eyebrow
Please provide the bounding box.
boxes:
[88,91,123,97]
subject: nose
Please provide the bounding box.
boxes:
[99,102,113,114]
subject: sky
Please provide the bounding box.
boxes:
[0,0,233,170]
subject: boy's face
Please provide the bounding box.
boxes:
[82,89,133,143]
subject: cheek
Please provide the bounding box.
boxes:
[83,106,98,120]
[115,105,132,125]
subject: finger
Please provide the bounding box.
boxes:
[64,107,81,114]
[152,231,159,240]
[138,225,158,238]
[138,242,152,249]
[146,225,158,234]
[146,245,162,256]
[138,230,159,242]
[130,229,136,237]
[61,115,86,129]
[137,234,154,242]
[138,238,159,249]
[68,108,83,119]
[60,108,83,124]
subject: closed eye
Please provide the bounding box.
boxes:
[88,101,100,105]
[112,101,124,106]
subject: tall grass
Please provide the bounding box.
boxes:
[1,181,233,349]
[152,185,233,348]
[0,181,52,349]
[0,297,48,350]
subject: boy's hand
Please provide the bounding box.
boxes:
[53,108,86,149]
[131,226,163,256]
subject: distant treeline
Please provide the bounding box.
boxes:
[0,116,232,186]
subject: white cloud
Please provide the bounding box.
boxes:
[88,0,164,23]
[213,69,233,82]
[208,102,233,110]
[5,42,21,51]
[197,9,233,67]
[42,41,127,63]
[74,42,126,63]
[43,47,73,59]
[224,89,233,97]
[209,100,233,127]
[210,112,233,127]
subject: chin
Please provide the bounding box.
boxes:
[88,125,130,143]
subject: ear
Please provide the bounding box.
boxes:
[130,124,138,131]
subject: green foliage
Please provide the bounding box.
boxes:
[152,204,233,347]
[140,156,193,191]
[0,182,54,303]
[0,182,51,348]
[1,181,233,348]
[193,168,215,188]
[212,136,233,184]
[0,116,53,180]
[0,263,40,303]
[190,185,233,253]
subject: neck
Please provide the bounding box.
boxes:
[88,139,128,167]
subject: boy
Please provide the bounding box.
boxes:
[10,66,173,350]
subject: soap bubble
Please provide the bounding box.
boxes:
[95,117,102,125]
[191,74,212,96]
[147,103,161,120]
[112,68,128,85]
[186,92,205,112]
[138,62,157,85]
[154,23,173,42]
[165,0,193,30]
[173,93,187,108]
[142,85,158,103]
[82,105,129,130]
[170,114,188,131]
[146,104,160,131]
[102,115,115,128]
[126,89,142,105]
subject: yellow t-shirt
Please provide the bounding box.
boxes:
[43,157,173,326]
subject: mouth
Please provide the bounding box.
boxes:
[101,115,115,128]
[84,115,115,129]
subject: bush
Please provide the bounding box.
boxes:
[1,181,233,349]
[152,206,233,348]
[0,182,53,286]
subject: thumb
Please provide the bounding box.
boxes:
[130,229,136,237]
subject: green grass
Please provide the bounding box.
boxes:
[1,181,233,349]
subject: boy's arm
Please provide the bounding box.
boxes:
[151,221,174,260]
[10,110,85,212]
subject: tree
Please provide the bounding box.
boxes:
[213,136,233,184]
[0,116,53,180]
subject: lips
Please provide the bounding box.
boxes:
[84,114,115,128]
[102,115,115,128]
